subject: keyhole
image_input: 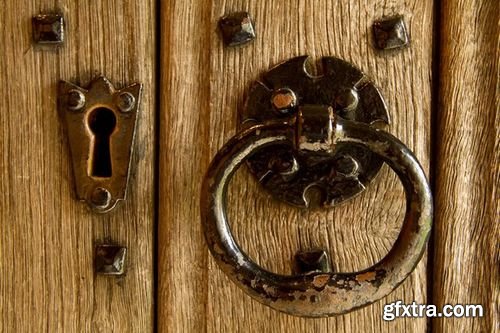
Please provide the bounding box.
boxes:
[88,107,117,178]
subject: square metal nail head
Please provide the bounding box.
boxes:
[94,245,127,275]
[32,13,64,45]
[372,15,409,50]
[219,11,255,47]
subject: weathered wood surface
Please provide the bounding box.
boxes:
[433,0,499,332]
[0,1,156,332]
[158,1,433,332]
[5,1,496,332]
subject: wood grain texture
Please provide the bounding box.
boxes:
[158,0,433,332]
[433,0,499,332]
[0,1,156,332]
[157,1,211,332]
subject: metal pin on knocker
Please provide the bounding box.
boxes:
[200,56,432,317]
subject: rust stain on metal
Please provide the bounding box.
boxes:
[356,271,377,282]
[312,275,330,288]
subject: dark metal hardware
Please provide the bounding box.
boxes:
[293,250,332,275]
[241,56,389,207]
[59,76,142,213]
[32,13,64,45]
[89,187,112,210]
[372,15,409,50]
[201,56,432,317]
[95,244,127,275]
[219,12,256,47]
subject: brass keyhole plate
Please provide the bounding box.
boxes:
[59,76,142,213]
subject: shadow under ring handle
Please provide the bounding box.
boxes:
[201,117,432,317]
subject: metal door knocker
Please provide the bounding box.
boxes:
[201,56,432,317]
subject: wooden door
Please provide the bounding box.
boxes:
[158,1,433,332]
[0,1,497,332]
[433,1,498,331]
[157,1,497,332]
[0,1,156,331]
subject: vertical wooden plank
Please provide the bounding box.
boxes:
[433,0,499,331]
[157,1,211,332]
[205,1,433,332]
[159,0,433,332]
[0,0,156,331]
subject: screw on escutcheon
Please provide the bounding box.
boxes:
[67,89,85,111]
[218,11,256,47]
[90,187,112,211]
[372,15,409,50]
[116,92,136,113]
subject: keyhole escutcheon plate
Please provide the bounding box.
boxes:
[59,76,142,213]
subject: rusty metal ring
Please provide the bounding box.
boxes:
[201,115,432,317]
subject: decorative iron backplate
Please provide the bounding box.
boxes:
[240,56,390,207]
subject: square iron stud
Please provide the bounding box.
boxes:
[218,11,255,47]
[32,13,64,45]
[293,250,332,275]
[372,15,409,50]
[94,245,127,275]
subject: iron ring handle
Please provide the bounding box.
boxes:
[201,115,432,317]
